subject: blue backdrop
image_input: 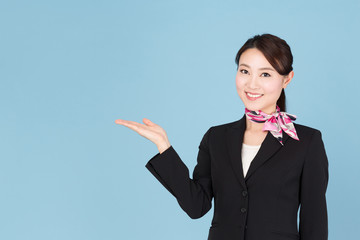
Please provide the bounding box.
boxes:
[1,0,359,239]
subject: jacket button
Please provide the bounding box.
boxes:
[241,208,247,213]
[242,191,248,197]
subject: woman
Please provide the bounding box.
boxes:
[115,33,329,240]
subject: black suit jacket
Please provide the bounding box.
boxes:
[145,114,329,240]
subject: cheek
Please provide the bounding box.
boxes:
[235,75,245,89]
[263,80,283,93]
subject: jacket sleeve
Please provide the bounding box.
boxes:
[145,127,213,219]
[299,130,329,240]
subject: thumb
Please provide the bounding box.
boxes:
[143,118,156,126]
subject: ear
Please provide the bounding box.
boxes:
[283,71,294,89]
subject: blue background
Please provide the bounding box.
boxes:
[1,0,359,239]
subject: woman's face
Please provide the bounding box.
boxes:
[235,48,293,115]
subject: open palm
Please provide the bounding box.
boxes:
[115,118,171,153]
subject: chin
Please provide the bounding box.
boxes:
[244,102,263,110]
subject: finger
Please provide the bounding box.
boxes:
[115,119,123,124]
[143,118,156,126]
[115,119,140,126]
[115,119,144,132]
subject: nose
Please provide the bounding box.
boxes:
[247,75,260,90]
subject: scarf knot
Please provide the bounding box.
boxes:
[245,105,299,146]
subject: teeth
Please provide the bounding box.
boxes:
[247,92,262,97]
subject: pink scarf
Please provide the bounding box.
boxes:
[245,105,299,146]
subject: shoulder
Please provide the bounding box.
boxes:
[206,120,324,143]
[205,119,241,136]
[211,119,241,130]
[293,122,324,140]
[208,120,324,134]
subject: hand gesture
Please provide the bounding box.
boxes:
[115,118,171,154]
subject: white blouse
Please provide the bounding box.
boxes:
[241,143,261,178]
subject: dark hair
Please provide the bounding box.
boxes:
[235,33,293,112]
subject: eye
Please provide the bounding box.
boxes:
[262,72,271,77]
[240,69,248,74]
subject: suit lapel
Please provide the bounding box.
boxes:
[226,113,289,189]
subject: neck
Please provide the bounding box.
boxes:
[245,118,265,132]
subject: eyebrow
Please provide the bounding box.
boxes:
[239,63,275,72]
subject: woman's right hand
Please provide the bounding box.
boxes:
[114,118,171,154]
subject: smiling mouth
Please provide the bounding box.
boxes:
[245,91,264,100]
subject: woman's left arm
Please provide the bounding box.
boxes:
[299,130,329,240]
